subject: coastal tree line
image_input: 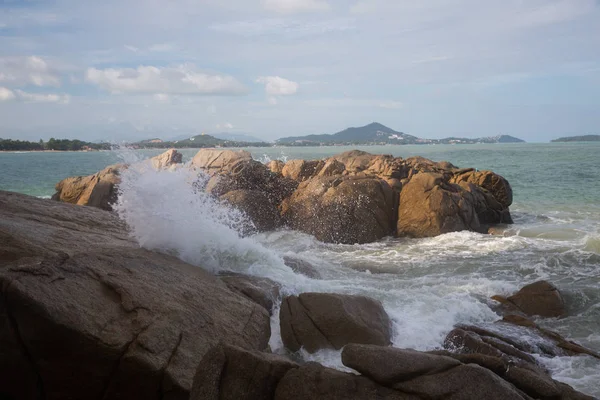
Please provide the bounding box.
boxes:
[0,138,111,151]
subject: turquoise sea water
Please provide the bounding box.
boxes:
[1,143,599,396]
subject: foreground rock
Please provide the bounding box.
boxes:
[189,342,594,399]
[52,149,183,211]
[0,191,270,400]
[279,293,392,353]
[219,273,281,314]
[492,280,566,318]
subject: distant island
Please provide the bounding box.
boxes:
[551,135,600,142]
[0,138,111,152]
[129,134,271,149]
[276,122,525,146]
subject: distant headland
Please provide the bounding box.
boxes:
[551,135,600,142]
[2,122,527,151]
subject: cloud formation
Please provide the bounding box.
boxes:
[257,76,299,95]
[0,56,61,87]
[262,0,330,14]
[86,65,247,95]
[0,87,69,103]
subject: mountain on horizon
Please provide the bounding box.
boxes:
[277,123,526,145]
[277,122,421,145]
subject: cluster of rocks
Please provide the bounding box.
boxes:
[52,148,514,244]
[1,191,597,399]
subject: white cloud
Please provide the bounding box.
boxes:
[210,18,354,38]
[216,122,234,129]
[0,87,16,101]
[124,45,140,53]
[153,93,170,103]
[0,56,61,87]
[0,87,69,103]
[148,43,175,52]
[86,65,247,95]
[257,76,299,96]
[262,0,330,14]
[379,101,403,110]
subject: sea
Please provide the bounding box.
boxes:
[1,143,599,396]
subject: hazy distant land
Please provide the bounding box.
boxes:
[551,135,600,142]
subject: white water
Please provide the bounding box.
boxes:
[113,154,600,397]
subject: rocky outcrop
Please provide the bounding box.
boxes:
[267,160,285,174]
[149,148,182,170]
[220,189,281,233]
[52,149,183,211]
[190,148,252,174]
[0,191,270,400]
[281,175,396,244]
[397,172,483,237]
[52,163,124,211]
[190,344,298,400]
[279,293,392,353]
[452,169,513,209]
[281,159,324,182]
[492,280,566,318]
[219,273,281,314]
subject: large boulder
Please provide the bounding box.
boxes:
[149,148,182,170]
[281,159,324,182]
[51,149,183,211]
[0,191,271,400]
[342,344,461,386]
[52,164,124,211]
[190,148,252,174]
[279,293,392,353]
[281,175,396,244]
[493,280,566,318]
[396,172,483,238]
[219,273,281,314]
[220,189,281,233]
[452,169,513,208]
[274,363,414,400]
[190,344,297,400]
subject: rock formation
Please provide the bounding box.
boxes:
[0,191,269,400]
[53,148,513,243]
[279,293,392,353]
[51,149,183,211]
[492,280,566,318]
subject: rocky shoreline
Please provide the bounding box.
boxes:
[1,149,597,399]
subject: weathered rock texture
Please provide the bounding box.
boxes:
[54,148,513,243]
[52,149,183,211]
[0,191,270,400]
[492,280,566,318]
[279,293,392,353]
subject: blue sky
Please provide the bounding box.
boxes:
[1,0,599,142]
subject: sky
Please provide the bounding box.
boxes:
[0,0,599,142]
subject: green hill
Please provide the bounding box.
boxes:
[551,135,600,142]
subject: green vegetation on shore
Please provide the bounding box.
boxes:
[0,138,111,151]
[132,134,271,149]
[551,135,600,142]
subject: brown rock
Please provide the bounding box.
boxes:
[274,363,416,400]
[190,148,252,174]
[396,172,483,238]
[279,293,392,353]
[504,280,566,318]
[219,273,281,314]
[0,191,271,400]
[331,150,377,173]
[52,164,124,210]
[220,189,281,233]
[281,175,395,244]
[282,159,325,182]
[317,159,346,177]
[392,364,529,400]
[342,344,461,386]
[189,344,297,400]
[452,169,513,208]
[283,257,321,279]
[267,160,285,174]
[149,149,183,170]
